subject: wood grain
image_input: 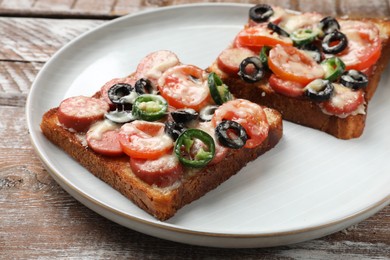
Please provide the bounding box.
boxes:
[1,1,390,258]
[0,0,389,18]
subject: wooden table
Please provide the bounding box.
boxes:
[1,0,389,258]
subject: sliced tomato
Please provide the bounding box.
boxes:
[118,121,173,159]
[269,74,306,97]
[130,153,183,187]
[321,83,365,116]
[217,47,256,75]
[211,99,269,148]
[158,65,211,111]
[268,44,324,85]
[337,20,382,71]
[236,24,293,49]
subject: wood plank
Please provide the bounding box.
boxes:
[0,18,102,62]
[0,0,388,18]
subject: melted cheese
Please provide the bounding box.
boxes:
[87,119,119,140]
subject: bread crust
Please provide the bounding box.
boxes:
[208,18,390,139]
[41,106,282,220]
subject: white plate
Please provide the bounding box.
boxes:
[26,3,390,248]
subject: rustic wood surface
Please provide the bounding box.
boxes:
[1,0,389,259]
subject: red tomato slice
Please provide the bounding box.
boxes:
[211,99,269,148]
[321,84,365,116]
[338,20,382,71]
[158,65,211,111]
[236,24,293,49]
[118,121,173,159]
[268,44,324,85]
[269,74,306,97]
[130,153,183,187]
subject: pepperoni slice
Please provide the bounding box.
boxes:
[130,153,183,187]
[86,120,123,156]
[268,74,306,97]
[118,121,173,160]
[212,99,269,148]
[158,64,211,111]
[135,50,180,87]
[217,47,257,75]
[197,121,229,164]
[58,96,109,132]
[100,77,137,108]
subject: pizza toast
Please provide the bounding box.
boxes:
[208,5,390,139]
[40,50,283,221]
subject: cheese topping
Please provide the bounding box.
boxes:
[87,119,119,140]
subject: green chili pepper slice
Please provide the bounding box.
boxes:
[321,57,346,82]
[259,46,271,68]
[132,94,168,121]
[174,129,215,168]
[208,72,233,105]
[291,28,319,46]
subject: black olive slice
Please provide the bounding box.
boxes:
[267,22,290,37]
[134,78,154,95]
[340,70,368,90]
[322,31,348,54]
[164,121,186,141]
[215,120,248,149]
[304,79,334,101]
[199,105,219,122]
[249,4,274,23]
[108,83,133,105]
[299,44,323,63]
[171,108,199,124]
[238,56,265,83]
[319,16,340,35]
[104,110,137,124]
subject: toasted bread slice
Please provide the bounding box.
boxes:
[208,9,390,139]
[41,105,282,220]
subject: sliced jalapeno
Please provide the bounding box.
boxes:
[175,129,215,168]
[322,31,348,54]
[249,4,274,23]
[267,22,290,37]
[304,79,334,101]
[132,94,168,121]
[238,56,265,83]
[215,120,248,149]
[208,72,233,105]
[291,28,319,46]
[259,46,271,68]
[340,70,369,90]
[321,57,346,82]
[319,16,340,35]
